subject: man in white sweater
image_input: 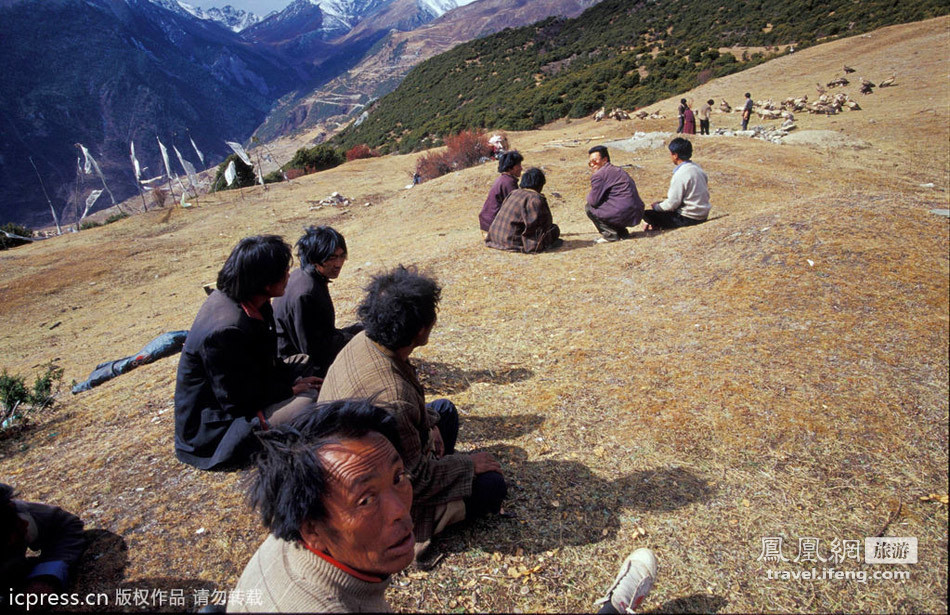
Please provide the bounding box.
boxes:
[643,138,711,231]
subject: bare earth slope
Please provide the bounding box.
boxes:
[0,17,947,614]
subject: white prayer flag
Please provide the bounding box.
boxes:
[174,145,199,194]
[224,160,236,186]
[190,135,205,166]
[77,143,115,204]
[157,137,175,179]
[130,141,142,181]
[79,144,96,175]
[257,164,265,186]
[85,189,103,209]
[226,141,252,166]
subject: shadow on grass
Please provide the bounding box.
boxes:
[440,445,715,555]
[70,529,217,612]
[462,414,545,441]
[0,411,72,459]
[415,360,533,396]
[643,594,728,613]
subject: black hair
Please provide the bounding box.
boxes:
[250,400,403,542]
[216,235,292,303]
[497,150,524,174]
[680,98,687,104]
[296,226,347,272]
[588,145,610,162]
[745,92,751,98]
[668,137,693,160]
[707,99,714,105]
[358,265,441,350]
[519,167,546,192]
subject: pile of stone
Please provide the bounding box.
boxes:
[712,123,796,144]
[308,192,351,210]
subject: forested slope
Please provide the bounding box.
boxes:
[334,0,947,152]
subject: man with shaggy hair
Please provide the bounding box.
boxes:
[585,145,646,243]
[174,235,322,470]
[229,400,414,613]
[274,226,363,377]
[319,266,506,552]
[485,168,561,253]
[642,138,711,231]
[230,403,659,614]
[478,150,524,236]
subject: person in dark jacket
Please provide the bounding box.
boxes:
[1,483,86,602]
[485,168,561,253]
[585,146,646,243]
[274,226,363,377]
[174,235,323,470]
[478,150,523,236]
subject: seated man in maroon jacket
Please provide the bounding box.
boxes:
[478,150,523,237]
[585,145,646,243]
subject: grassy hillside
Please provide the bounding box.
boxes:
[0,17,947,614]
[334,0,948,153]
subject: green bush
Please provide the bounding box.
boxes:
[263,170,285,184]
[79,220,102,230]
[0,362,63,430]
[211,154,257,191]
[1,222,33,250]
[105,212,128,224]
[287,145,345,174]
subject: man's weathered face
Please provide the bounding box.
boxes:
[306,433,415,576]
[588,152,606,171]
[316,248,347,280]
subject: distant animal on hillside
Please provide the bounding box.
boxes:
[859,77,875,94]
[843,65,856,73]
[827,76,849,88]
[816,83,826,94]
[879,75,897,87]
[719,99,732,112]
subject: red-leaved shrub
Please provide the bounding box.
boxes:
[346,144,379,161]
[284,168,307,180]
[413,130,493,182]
[414,150,454,182]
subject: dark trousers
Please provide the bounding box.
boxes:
[586,204,630,241]
[700,119,710,135]
[427,398,507,519]
[676,116,684,133]
[642,209,705,230]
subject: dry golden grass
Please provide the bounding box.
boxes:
[1,17,947,614]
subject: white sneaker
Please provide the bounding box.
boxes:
[594,237,611,244]
[594,548,657,613]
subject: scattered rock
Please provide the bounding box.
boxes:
[929,209,949,217]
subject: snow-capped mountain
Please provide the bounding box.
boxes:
[148,0,262,32]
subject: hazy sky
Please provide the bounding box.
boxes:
[186,0,292,15]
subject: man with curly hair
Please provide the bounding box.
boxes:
[319,266,506,553]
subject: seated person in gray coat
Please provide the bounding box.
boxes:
[585,145,646,243]
[274,226,362,377]
[642,138,711,231]
[229,400,415,613]
[174,235,322,470]
[1,483,86,603]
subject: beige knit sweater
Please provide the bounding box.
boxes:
[228,535,392,613]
